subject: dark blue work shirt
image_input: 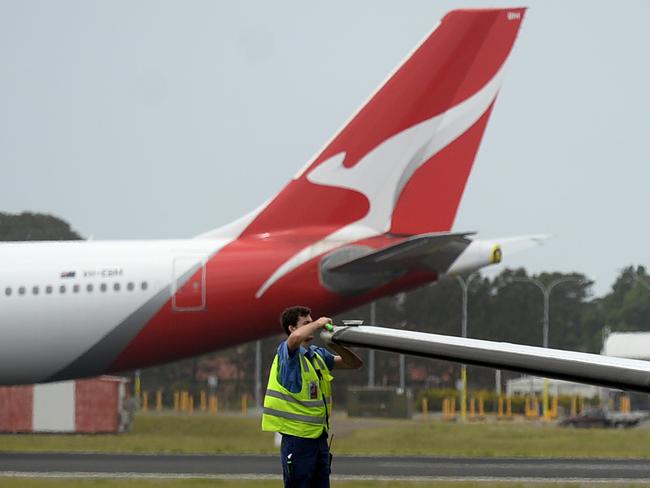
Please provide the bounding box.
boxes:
[277,341,335,393]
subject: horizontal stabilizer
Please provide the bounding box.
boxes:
[491,234,550,256]
[322,326,650,393]
[325,232,474,274]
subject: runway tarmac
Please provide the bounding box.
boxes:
[2,452,650,483]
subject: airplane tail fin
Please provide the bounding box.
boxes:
[204,8,526,240]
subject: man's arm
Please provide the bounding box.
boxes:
[276,341,302,393]
[287,317,332,352]
[328,342,363,370]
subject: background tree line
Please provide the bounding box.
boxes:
[0,212,81,241]
[3,212,650,407]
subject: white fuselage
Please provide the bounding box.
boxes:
[0,239,224,384]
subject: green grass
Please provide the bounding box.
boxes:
[0,414,274,454]
[0,481,631,488]
[335,420,650,458]
[1,412,650,458]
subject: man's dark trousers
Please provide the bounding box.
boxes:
[280,431,330,488]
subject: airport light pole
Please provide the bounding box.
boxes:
[368,301,376,387]
[366,301,403,391]
[457,273,478,422]
[398,320,407,393]
[255,340,262,408]
[508,276,585,419]
[134,369,141,407]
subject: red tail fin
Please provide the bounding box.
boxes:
[241,8,525,238]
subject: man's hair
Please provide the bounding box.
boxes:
[280,306,311,336]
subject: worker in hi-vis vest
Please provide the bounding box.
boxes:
[262,306,363,488]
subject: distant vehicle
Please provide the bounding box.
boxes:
[558,409,645,429]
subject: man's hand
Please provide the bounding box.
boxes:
[307,317,333,340]
[287,316,332,352]
[314,317,332,328]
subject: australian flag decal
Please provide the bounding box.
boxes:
[60,271,76,279]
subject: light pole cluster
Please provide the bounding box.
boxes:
[456,274,478,422]
[507,276,586,419]
[365,272,589,420]
[454,273,586,421]
[508,276,586,349]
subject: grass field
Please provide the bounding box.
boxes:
[1,412,650,458]
[0,480,633,488]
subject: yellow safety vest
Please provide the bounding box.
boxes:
[262,347,333,438]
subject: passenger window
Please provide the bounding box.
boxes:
[32,286,39,295]
[59,285,66,294]
[127,282,134,291]
[5,287,11,297]
[114,282,121,292]
[18,286,26,296]
[100,283,107,292]
[141,281,148,291]
[87,284,94,292]
[46,285,53,294]
[73,284,80,293]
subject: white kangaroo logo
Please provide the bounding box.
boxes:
[256,67,505,298]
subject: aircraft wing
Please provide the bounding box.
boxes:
[322,326,650,393]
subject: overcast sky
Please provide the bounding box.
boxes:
[1,1,649,297]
